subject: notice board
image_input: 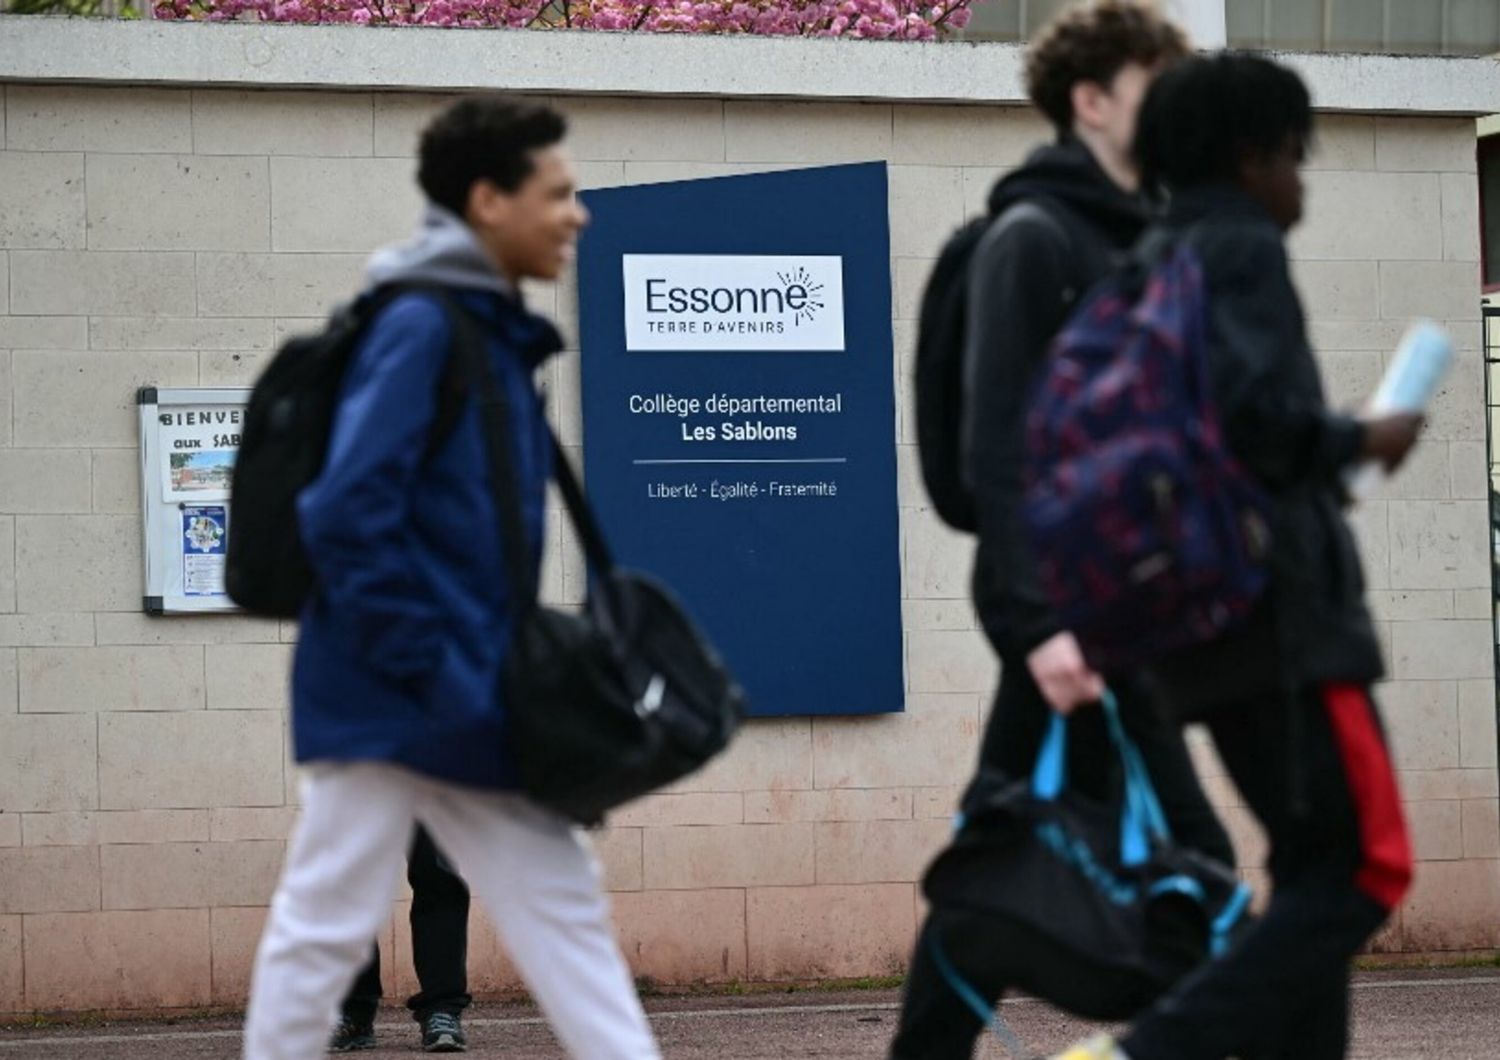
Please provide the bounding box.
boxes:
[577,163,903,717]
[137,386,247,614]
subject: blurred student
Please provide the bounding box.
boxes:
[1050,52,1418,1060]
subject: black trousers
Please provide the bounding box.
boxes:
[890,665,1236,1060]
[1121,684,1410,1060]
[341,825,472,1025]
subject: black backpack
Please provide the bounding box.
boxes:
[912,216,992,533]
[225,285,467,618]
[914,200,1087,534]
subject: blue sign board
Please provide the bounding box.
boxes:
[577,162,903,717]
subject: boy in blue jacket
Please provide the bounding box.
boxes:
[242,97,660,1060]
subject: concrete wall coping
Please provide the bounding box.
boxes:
[1,15,1498,114]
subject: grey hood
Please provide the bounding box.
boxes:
[364,205,514,297]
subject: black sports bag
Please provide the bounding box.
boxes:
[922,692,1253,1023]
[444,299,745,826]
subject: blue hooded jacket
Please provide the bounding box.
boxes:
[291,207,561,790]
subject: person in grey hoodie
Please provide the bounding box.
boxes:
[241,96,660,1060]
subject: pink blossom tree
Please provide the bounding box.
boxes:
[151,0,975,40]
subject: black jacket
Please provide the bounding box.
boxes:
[963,138,1149,660]
[1142,184,1384,709]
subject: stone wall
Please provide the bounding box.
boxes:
[0,78,1491,1013]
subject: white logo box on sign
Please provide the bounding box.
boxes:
[622,255,845,352]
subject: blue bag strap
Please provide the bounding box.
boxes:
[927,932,1029,1057]
[1119,734,1170,839]
[1211,882,1254,957]
[1099,689,1173,866]
[1098,688,1168,838]
[1117,757,1152,867]
[1030,713,1068,800]
[1028,689,1173,865]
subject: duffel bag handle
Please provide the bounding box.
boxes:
[1030,709,1070,801]
[1029,689,1171,867]
[1101,691,1171,851]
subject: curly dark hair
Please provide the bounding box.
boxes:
[418,95,568,216]
[1134,52,1313,195]
[1025,0,1190,134]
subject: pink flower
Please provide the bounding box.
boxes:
[161,0,978,37]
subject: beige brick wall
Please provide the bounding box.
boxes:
[0,83,1491,1014]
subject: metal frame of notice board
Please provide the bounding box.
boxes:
[137,386,250,615]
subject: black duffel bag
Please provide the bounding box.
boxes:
[449,300,745,826]
[922,691,1253,1030]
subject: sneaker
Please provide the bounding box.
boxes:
[421,1011,468,1053]
[1051,1035,1130,1060]
[328,1018,376,1052]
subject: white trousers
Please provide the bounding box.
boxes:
[242,762,660,1060]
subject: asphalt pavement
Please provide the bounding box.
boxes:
[2,968,1497,1058]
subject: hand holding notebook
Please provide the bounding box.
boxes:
[1345,320,1454,501]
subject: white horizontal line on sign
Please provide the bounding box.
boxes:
[631,458,849,465]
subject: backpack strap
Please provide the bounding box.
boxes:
[957,198,1090,506]
[351,282,475,463]
[989,198,1091,301]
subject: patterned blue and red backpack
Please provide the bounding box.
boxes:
[1021,243,1271,671]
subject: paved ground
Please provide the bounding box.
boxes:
[3,969,1499,1058]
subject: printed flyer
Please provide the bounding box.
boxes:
[182,505,228,597]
